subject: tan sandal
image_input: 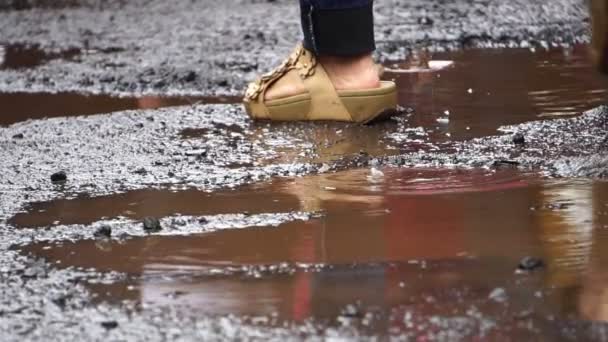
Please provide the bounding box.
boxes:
[243,44,398,123]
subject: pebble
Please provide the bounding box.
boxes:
[341,304,362,318]
[50,171,67,183]
[100,321,118,329]
[488,287,508,303]
[183,71,197,82]
[518,256,544,271]
[133,167,148,175]
[143,217,162,232]
[93,225,112,238]
[512,132,526,145]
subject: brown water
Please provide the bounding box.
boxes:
[1,44,606,139]
[388,45,608,139]
[0,92,239,126]
[16,167,608,327]
[0,44,81,70]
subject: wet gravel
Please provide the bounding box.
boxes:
[1,101,608,339]
[0,0,606,340]
[0,0,590,96]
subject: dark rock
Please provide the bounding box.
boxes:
[133,167,147,175]
[164,290,187,299]
[153,80,166,88]
[12,133,24,139]
[512,132,526,145]
[493,160,520,167]
[93,225,112,238]
[99,75,115,83]
[143,217,162,232]
[100,321,118,329]
[518,256,544,271]
[183,71,197,82]
[52,295,70,309]
[50,171,67,183]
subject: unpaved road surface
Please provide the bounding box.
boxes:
[3,0,608,341]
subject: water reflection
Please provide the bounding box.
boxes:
[19,168,539,319]
[390,45,608,140]
[16,169,608,326]
[534,180,608,322]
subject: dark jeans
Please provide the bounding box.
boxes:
[299,0,375,57]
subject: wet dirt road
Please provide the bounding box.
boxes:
[2,0,608,340]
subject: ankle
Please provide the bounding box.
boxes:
[318,53,380,90]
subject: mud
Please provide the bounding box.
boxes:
[1,0,607,340]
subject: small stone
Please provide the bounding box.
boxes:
[100,321,118,329]
[52,295,69,308]
[50,171,67,183]
[99,75,115,83]
[185,149,207,157]
[341,304,362,318]
[171,218,187,227]
[488,287,508,303]
[93,225,112,238]
[12,133,24,139]
[493,160,520,167]
[133,167,147,175]
[143,217,162,232]
[518,256,544,271]
[512,132,526,145]
[183,71,197,82]
[164,290,187,299]
[418,16,434,26]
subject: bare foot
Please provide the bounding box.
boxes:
[264,53,380,100]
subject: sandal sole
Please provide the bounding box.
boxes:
[246,81,398,123]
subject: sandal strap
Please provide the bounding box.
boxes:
[244,44,352,121]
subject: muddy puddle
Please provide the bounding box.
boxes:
[0,92,239,126]
[1,45,605,140]
[387,44,608,140]
[0,44,81,70]
[178,44,608,163]
[9,184,300,228]
[14,166,608,330]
